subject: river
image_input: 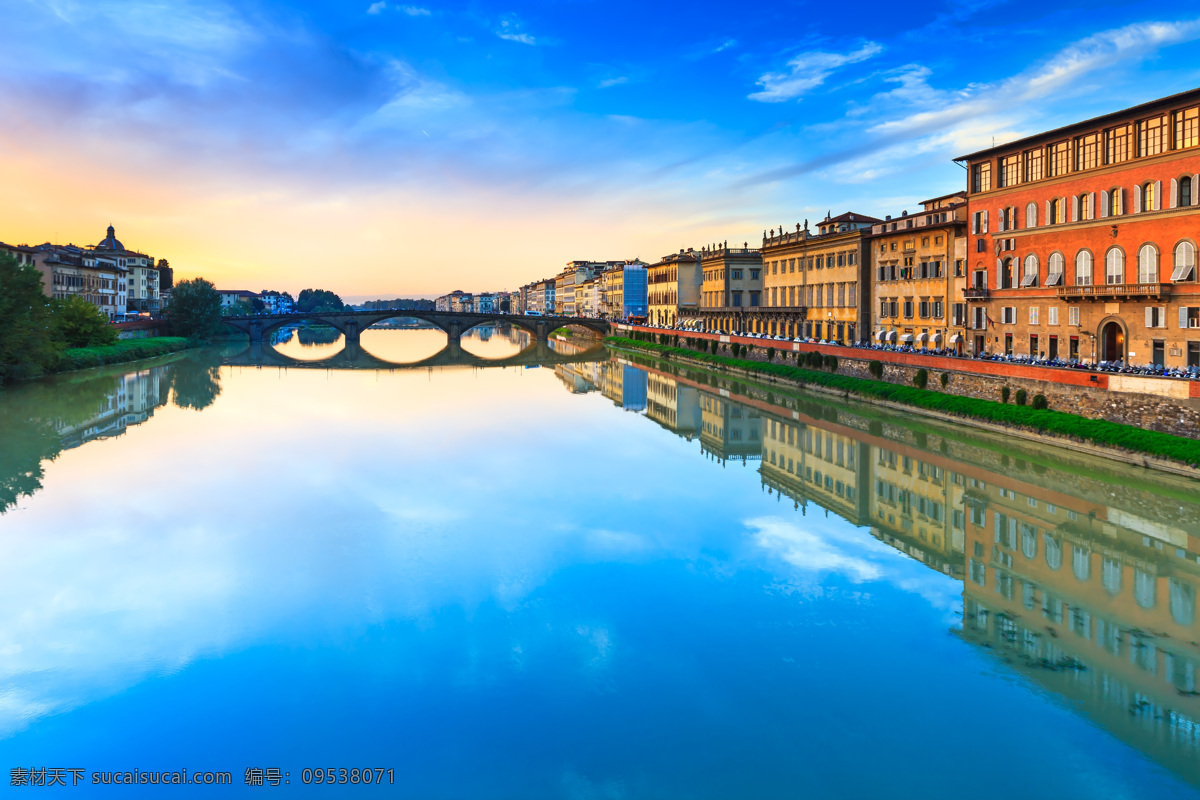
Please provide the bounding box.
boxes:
[0,324,1197,798]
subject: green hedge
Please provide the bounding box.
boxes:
[604,336,1200,466]
[56,337,194,372]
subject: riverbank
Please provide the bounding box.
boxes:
[53,337,196,375]
[605,336,1200,473]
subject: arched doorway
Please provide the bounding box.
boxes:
[1101,320,1124,362]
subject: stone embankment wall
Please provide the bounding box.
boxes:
[614,325,1200,438]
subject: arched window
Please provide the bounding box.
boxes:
[1138,244,1159,284]
[1048,198,1061,224]
[1043,534,1063,570]
[1172,241,1197,282]
[1134,568,1156,609]
[1002,258,1015,289]
[1169,578,1195,626]
[1142,181,1156,211]
[1025,202,1038,228]
[1072,545,1091,582]
[1047,252,1065,286]
[1181,175,1194,207]
[1102,557,1122,596]
[1105,247,1125,285]
[1075,250,1093,286]
[1021,528,1038,559]
[1078,193,1092,220]
[1021,254,1039,287]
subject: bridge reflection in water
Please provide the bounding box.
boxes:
[560,352,1200,788]
[223,323,609,371]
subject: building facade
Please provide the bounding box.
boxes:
[697,243,762,333]
[958,89,1200,366]
[870,193,970,352]
[648,249,701,327]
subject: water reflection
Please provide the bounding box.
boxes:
[1,344,1197,794]
[571,352,1200,786]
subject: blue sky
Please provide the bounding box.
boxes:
[1,1,1198,296]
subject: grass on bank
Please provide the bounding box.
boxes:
[56,337,194,373]
[604,336,1200,467]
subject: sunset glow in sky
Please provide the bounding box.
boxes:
[2,1,1199,298]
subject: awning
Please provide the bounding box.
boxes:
[915,332,928,345]
[899,333,914,344]
[886,331,897,343]
[949,334,962,344]
[874,330,886,341]
[931,333,943,346]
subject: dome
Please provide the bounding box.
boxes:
[95,224,124,251]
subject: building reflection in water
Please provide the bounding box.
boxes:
[561,354,1199,786]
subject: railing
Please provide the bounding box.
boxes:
[963,287,989,299]
[1056,282,1172,299]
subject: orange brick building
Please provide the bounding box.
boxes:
[958,89,1200,366]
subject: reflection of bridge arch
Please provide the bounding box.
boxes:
[221,310,609,345]
[221,338,610,371]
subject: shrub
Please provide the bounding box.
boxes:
[940,372,949,388]
[824,355,838,372]
[1032,394,1049,410]
[766,347,775,362]
[1015,388,1028,406]
[913,368,928,389]
[868,360,883,379]
[55,337,193,373]
[1001,386,1011,403]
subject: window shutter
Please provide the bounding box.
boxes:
[997,211,1005,233]
[1194,175,1200,205]
[1118,188,1124,215]
[1099,190,1109,218]
[995,259,1003,290]
[971,214,978,235]
[1154,180,1162,211]
[1134,185,1142,214]
[1161,306,1167,328]
[1181,306,1190,329]
[1146,307,1154,328]
[982,210,989,233]
[1072,195,1080,222]
[1171,178,1179,209]
[1045,200,1051,223]
[1087,193,1095,220]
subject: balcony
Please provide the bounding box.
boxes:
[963,287,989,299]
[1056,282,1172,300]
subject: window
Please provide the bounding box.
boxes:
[1069,306,1080,326]
[1106,124,1132,164]
[1142,181,1158,211]
[1079,193,1093,221]
[1106,248,1125,284]
[1049,141,1070,176]
[1000,155,1020,187]
[1025,202,1037,228]
[880,299,889,317]
[1029,306,1039,325]
[919,300,930,318]
[1047,252,1065,286]
[1024,148,1044,182]
[1175,106,1199,150]
[933,299,944,318]
[1182,306,1200,329]
[1001,258,1015,289]
[1106,188,1123,217]
[1146,306,1168,328]
[1048,197,1062,224]
[972,161,992,193]
[1172,241,1197,281]
[1021,254,1039,287]
[1180,175,1194,207]
[750,268,760,280]
[1138,244,1159,283]
[1048,306,1059,325]
[1002,307,1017,325]
[1076,133,1100,170]
[732,269,742,279]
[903,300,914,318]
[1139,114,1168,157]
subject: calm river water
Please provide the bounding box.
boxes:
[1,324,1198,798]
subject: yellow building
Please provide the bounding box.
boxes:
[759,413,870,524]
[759,212,879,342]
[868,443,966,577]
[698,243,763,333]
[699,392,761,464]
[645,371,701,437]
[648,249,701,328]
[870,193,970,352]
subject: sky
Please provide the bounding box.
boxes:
[1,1,1199,299]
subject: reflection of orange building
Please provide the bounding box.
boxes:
[960,477,1199,782]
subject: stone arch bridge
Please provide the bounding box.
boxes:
[220,310,610,345]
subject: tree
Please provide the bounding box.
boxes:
[296,288,344,313]
[221,299,253,317]
[499,297,511,313]
[52,296,117,348]
[166,278,223,341]
[0,251,60,384]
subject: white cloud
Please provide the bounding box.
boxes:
[749,41,883,103]
[496,16,537,45]
[367,1,386,13]
[747,516,884,581]
[400,5,431,15]
[713,39,736,54]
[598,76,628,89]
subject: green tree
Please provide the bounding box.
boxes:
[221,299,253,317]
[170,350,223,410]
[296,288,344,313]
[52,296,117,348]
[166,278,223,341]
[0,252,60,385]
